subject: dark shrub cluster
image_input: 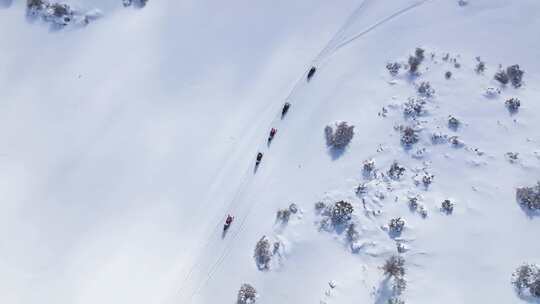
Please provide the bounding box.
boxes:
[431,132,447,145]
[417,81,435,97]
[403,97,427,119]
[237,283,258,304]
[254,236,272,270]
[475,57,486,74]
[383,255,407,300]
[505,98,521,114]
[441,199,454,214]
[516,182,540,211]
[495,65,525,88]
[123,0,149,8]
[389,217,405,235]
[386,62,402,76]
[331,201,354,225]
[400,126,419,147]
[388,162,406,180]
[448,115,461,130]
[325,122,354,149]
[408,47,425,74]
[512,264,540,298]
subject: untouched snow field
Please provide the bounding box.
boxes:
[1,0,539,303]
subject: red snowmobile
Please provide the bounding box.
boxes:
[223,214,234,232]
[268,128,277,144]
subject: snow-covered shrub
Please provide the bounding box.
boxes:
[389,217,405,234]
[448,115,460,130]
[27,0,101,27]
[276,208,291,224]
[346,223,360,243]
[505,152,519,163]
[363,159,376,178]
[288,203,298,214]
[384,255,405,277]
[237,283,258,304]
[441,199,454,214]
[475,57,486,74]
[505,98,521,114]
[400,126,419,147]
[418,172,434,188]
[387,297,405,304]
[388,162,406,180]
[123,0,149,8]
[494,69,510,85]
[254,236,272,270]
[449,136,464,148]
[408,48,425,74]
[408,196,419,211]
[325,121,354,149]
[458,0,468,6]
[431,132,447,144]
[355,183,368,195]
[386,62,402,76]
[417,82,435,97]
[403,97,426,118]
[512,264,540,298]
[484,87,501,98]
[507,65,524,88]
[315,201,326,212]
[331,201,354,225]
[516,183,540,211]
[445,71,452,79]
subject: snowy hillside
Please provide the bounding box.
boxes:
[1,1,539,304]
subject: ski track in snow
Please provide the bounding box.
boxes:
[177,1,436,302]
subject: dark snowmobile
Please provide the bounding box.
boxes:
[268,128,277,144]
[223,214,234,232]
[281,102,291,118]
[307,66,317,81]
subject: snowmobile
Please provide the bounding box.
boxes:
[223,215,234,232]
[255,152,263,167]
[307,66,317,81]
[281,102,291,118]
[268,128,277,144]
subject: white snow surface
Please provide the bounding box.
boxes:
[1,0,539,303]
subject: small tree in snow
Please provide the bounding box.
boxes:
[512,264,540,298]
[505,98,521,114]
[388,162,406,180]
[494,69,510,85]
[325,121,354,149]
[331,200,354,225]
[507,65,525,88]
[441,199,454,214]
[123,0,149,7]
[417,81,435,97]
[386,62,402,76]
[254,236,272,270]
[516,182,540,211]
[400,126,419,147]
[389,217,406,235]
[237,283,258,304]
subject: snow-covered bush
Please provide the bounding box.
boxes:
[363,159,376,178]
[355,183,368,195]
[386,62,402,76]
[505,152,519,163]
[400,126,419,147]
[384,255,405,278]
[388,162,406,180]
[445,71,452,79]
[403,97,426,118]
[512,264,540,298]
[417,81,435,97]
[449,136,464,148]
[123,0,149,8]
[507,65,524,88]
[484,87,501,98]
[505,98,521,114]
[254,236,272,270]
[431,132,447,144]
[276,208,291,224]
[288,203,298,214]
[441,199,454,214]
[389,217,405,234]
[315,201,326,212]
[448,115,460,130]
[325,121,354,149]
[331,201,354,225]
[408,48,425,74]
[494,69,510,85]
[475,57,486,74]
[27,0,101,27]
[346,223,360,243]
[387,297,405,304]
[237,283,258,304]
[516,183,540,211]
[415,172,434,188]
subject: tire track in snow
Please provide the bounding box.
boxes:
[178,0,436,302]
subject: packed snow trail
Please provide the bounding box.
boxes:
[176,1,438,302]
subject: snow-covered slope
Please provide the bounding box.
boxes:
[1,1,539,304]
